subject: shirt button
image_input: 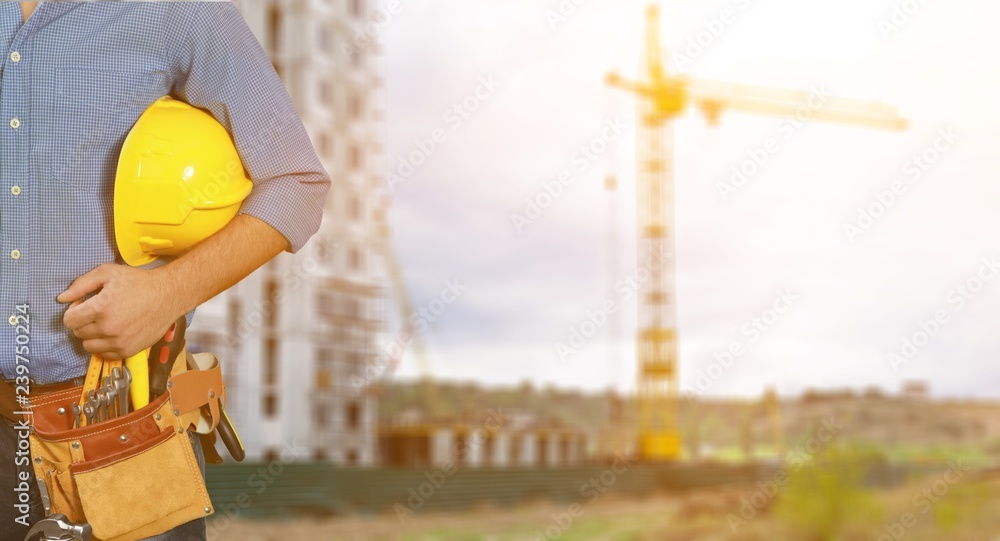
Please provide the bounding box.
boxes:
[10,249,20,260]
[9,51,19,63]
[9,118,19,129]
[10,185,20,196]
[7,315,17,325]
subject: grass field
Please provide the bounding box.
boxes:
[703,443,996,468]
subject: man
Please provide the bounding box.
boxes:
[0,2,330,539]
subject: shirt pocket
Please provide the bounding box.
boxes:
[49,68,169,192]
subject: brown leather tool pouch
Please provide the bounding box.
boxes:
[26,351,225,541]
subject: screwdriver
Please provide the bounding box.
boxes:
[149,316,187,400]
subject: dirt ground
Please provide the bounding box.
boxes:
[205,474,1000,541]
[206,494,689,541]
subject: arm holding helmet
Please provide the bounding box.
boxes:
[58,215,287,359]
[58,3,330,358]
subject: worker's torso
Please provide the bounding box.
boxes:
[0,3,175,384]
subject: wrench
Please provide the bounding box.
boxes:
[123,367,133,414]
[105,384,118,420]
[71,403,82,429]
[102,376,116,418]
[96,389,110,422]
[111,367,129,416]
[85,390,98,425]
[83,401,95,427]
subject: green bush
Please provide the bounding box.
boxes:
[773,444,886,541]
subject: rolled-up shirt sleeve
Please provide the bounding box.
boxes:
[163,2,330,253]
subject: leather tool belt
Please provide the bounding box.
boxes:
[12,350,228,541]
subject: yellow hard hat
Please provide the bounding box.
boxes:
[114,96,253,267]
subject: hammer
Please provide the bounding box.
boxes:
[23,514,91,541]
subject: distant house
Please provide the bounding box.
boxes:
[902,380,929,400]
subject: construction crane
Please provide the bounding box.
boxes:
[607,4,906,461]
[763,387,785,460]
[373,205,440,417]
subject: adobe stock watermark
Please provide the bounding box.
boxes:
[175,158,244,219]
[555,248,668,361]
[351,278,468,391]
[878,0,932,42]
[226,236,338,348]
[387,75,500,192]
[727,417,843,533]
[544,0,591,31]
[672,0,754,72]
[684,288,798,395]
[206,439,309,535]
[512,116,627,234]
[888,255,998,371]
[843,127,958,244]
[340,0,404,60]
[530,452,633,541]
[872,459,967,541]
[394,408,511,523]
[716,85,831,201]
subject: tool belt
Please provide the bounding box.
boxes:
[20,350,228,541]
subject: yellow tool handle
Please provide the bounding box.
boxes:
[125,348,150,410]
[78,354,105,414]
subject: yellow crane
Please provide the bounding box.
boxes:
[607,4,906,461]
[373,205,440,417]
[763,386,785,460]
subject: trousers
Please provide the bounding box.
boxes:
[0,416,207,541]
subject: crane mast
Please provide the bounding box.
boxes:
[633,3,682,460]
[609,4,906,461]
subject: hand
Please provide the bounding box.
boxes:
[57,263,183,359]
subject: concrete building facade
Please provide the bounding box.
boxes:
[380,423,592,469]
[187,0,386,465]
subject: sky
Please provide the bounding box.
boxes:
[383,0,1000,399]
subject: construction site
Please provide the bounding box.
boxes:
[197,0,1000,539]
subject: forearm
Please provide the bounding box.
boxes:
[155,214,288,319]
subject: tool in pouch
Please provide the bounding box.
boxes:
[144,316,244,462]
[24,318,237,541]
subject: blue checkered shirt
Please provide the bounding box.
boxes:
[0,2,330,384]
